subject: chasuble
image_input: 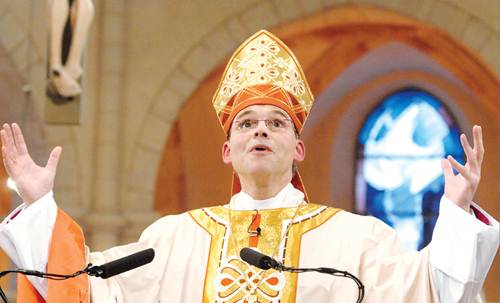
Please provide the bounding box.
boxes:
[0,184,497,302]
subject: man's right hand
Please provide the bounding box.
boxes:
[0,123,61,204]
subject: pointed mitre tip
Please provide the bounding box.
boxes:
[247,29,280,40]
[254,29,272,35]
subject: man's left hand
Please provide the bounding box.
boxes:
[441,125,484,212]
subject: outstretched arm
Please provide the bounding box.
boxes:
[0,123,63,299]
[0,123,61,204]
[430,125,498,302]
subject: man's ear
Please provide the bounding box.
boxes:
[222,141,232,164]
[294,139,305,162]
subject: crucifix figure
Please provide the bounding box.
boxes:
[47,0,94,99]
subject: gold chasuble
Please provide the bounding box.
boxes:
[189,204,340,303]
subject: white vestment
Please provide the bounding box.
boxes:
[0,184,498,302]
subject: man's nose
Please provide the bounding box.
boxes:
[254,121,268,138]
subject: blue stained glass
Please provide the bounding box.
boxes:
[355,89,464,252]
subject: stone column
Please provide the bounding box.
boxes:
[84,0,126,251]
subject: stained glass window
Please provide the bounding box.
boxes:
[355,89,464,252]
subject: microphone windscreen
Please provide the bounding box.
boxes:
[99,248,155,279]
[240,247,273,270]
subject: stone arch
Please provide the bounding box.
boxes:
[154,8,498,207]
[148,4,498,299]
[130,2,498,212]
[128,1,498,213]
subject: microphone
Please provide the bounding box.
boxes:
[240,247,281,270]
[239,248,365,303]
[86,248,155,279]
[0,249,156,303]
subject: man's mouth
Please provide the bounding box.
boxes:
[250,144,273,152]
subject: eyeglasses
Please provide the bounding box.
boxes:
[232,118,292,132]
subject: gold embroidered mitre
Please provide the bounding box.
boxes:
[212,29,314,134]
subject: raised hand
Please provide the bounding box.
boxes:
[441,125,484,212]
[0,123,62,204]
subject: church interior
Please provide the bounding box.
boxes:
[0,0,498,301]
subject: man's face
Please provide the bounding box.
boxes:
[222,105,305,180]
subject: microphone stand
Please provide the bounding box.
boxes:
[0,247,155,302]
[240,248,365,302]
[0,264,95,303]
[270,262,365,303]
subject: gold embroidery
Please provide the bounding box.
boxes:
[189,204,341,303]
[214,256,285,302]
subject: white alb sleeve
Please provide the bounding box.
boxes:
[0,191,58,299]
[429,196,499,303]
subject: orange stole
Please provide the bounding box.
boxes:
[17,209,89,302]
